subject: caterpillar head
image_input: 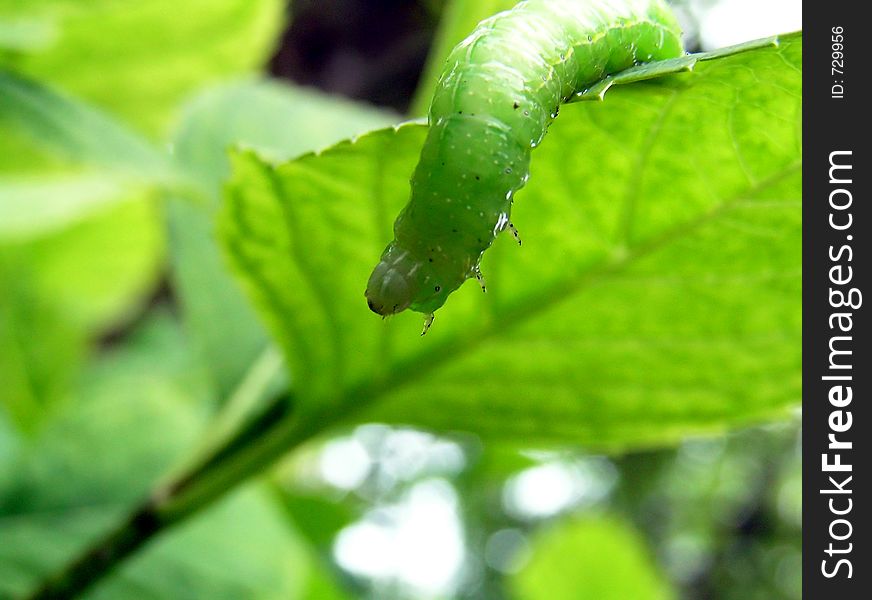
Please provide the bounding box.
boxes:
[365,243,441,316]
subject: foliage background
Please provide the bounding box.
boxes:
[1,0,800,599]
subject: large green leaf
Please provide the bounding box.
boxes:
[220,34,801,450]
[168,79,398,397]
[511,516,675,600]
[0,315,327,599]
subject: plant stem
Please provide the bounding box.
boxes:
[22,348,311,600]
[24,500,163,600]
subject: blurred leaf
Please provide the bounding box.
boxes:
[173,79,399,199]
[0,69,179,306]
[0,172,153,240]
[0,190,165,436]
[0,255,84,432]
[168,79,397,397]
[18,195,165,331]
[511,515,675,600]
[0,314,210,507]
[0,313,207,595]
[0,195,164,431]
[273,486,357,552]
[0,16,56,51]
[0,70,169,176]
[299,568,351,600]
[0,0,287,136]
[0,0,286,362]
[0,69,172,252]
[91,489,312,600]
[410,0,516,116]
[269,482,356,600]
[220,35,801,450]
[0,314,327,599]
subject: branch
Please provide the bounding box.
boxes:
[22,348,309,599]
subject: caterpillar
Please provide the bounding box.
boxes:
[365,0,683,333]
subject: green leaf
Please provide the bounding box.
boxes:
[0,0,287,346]
[511,515,675,600]
[0,70,176,246]
[0,195,164,430]
[0,67,176,361]
[0,74,182,346]
[0,16,56,51]
[0,70,170,177]
[168,79,398,397]
[0,313,207,595]
[14,195,166,331]
[0,71,172,342]
[0,172,156,240]
[220,35,801,450]
[0,315,323,599]
[91,489,311,600]
[0,190,165,435]
[0,254,84,432]
[0,0,287,136]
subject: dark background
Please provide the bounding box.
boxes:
[270,0,441,112]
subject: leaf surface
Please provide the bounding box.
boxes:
[220,34,802,449]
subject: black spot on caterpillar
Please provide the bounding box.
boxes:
[365,0,683,332]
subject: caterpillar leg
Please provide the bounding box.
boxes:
[508,222,522,245]
[421,313,435,336]
[473,265,487,293]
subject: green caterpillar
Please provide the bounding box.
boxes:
[365,0,683,333]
